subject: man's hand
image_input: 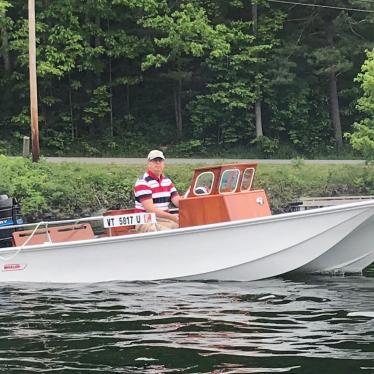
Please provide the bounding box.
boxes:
[171,194,180,208]
[142,198,178,222]
[170,214,179,223]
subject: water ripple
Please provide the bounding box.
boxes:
[0,271,373,373]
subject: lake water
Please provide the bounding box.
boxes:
[0,267,373,373]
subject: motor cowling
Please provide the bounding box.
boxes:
[0,195,23,248]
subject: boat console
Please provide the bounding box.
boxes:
[179,163,271,227]
[101,162,271,230]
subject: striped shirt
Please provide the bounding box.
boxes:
[134,170,178,212]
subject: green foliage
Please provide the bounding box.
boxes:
[250,136,279,157]
[0,157,49,217]
[43,129,69,155]
[347,50,374,161]
[0,156,143,220]
[256,163,374,212]
[141,3,230,70]
[173,139,205,157]
[1,157,373,220]
[188,3,285,148]
[82,85,111,125]
[1,1,374,156]
[0,140,7,155]
[291,157,305,169]
[0,0,11,13]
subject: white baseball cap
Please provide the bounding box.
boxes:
[147,149,165,160]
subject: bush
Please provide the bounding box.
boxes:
[0,156,373,220]
[250,136,280,158]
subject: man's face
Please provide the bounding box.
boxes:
[148,158,165,176]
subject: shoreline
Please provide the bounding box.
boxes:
[41,157,366,165]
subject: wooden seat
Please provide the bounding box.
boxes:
[12,229,49,246]
[12,224,94,247]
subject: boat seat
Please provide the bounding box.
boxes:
[12,223,94,246]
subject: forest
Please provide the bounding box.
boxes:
[0,0,373,158]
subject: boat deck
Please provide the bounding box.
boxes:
[288,195,374,211]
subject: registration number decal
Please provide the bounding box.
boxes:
[103,213,156,228]
[2,263,27,272]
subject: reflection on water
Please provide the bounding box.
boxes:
[0,269,373,373]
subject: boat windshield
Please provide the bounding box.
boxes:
[219,169,240,193]
[241,168,255,191]
[193,172,214,195]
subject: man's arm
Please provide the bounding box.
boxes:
[142,198,178,223]
[171,194,180,208]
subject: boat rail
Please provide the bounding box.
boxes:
[288,195,374,211]
[0,216,104,261]
[0,215,104,232]
[0,211,158,253]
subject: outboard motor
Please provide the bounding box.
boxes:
[0,195,23,248]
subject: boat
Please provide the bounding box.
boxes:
[0,163,374,283]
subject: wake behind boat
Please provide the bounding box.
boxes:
[0,163,374,283]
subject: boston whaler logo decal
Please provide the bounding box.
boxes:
[2,263,27,272]
[144,213,153,223]
[256,196,264,205]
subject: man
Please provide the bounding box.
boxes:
[134,150,180,232]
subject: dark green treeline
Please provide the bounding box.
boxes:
[0,0,373,157]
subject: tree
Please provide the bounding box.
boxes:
[1,0,373,157]
[141,2,230,141]
[0,0,13,134]
[260,0,374,154]
[252,0,263,138]
[347,49,374,160]
[189,0,284,148]
[0,1,11,72]
[283,0,374,150]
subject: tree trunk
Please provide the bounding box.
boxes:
[126,84,130,115]
[28,0,40,162]
[88,14,102,138]
[329,71,343,148]
[109,61,113,138]
[252,1,264,138]
[68,73,75,140]
[107,19,113,138]
[255,100,263,137]
[325,19,343,149]
[95,15,101,54]
[1,10,10,72]
[173,79,183,141]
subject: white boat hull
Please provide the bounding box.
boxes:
[0,200,374,283]
[295,214,374,274]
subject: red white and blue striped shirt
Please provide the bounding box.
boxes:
[134,170,178,212]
